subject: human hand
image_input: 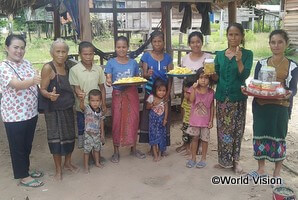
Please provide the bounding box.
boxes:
[106,79,112,87]
[277,90,292,100]
[193,80,199,88]
[77,90,85,101]
[102,105,107,115]
[235,46,242,62]
[208,121,213,129]
[101,134,105,144]
[148,67,153,76]
[32,70,41,85]
[49,87,60,101]
[240,86,248,96]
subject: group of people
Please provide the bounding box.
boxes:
[0,23,297,188]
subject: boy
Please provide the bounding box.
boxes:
[80,89,105,173]
[69,41,106,148]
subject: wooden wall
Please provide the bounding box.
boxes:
[283,0,298,49]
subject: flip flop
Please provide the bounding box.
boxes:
[196,161,207,168]
[20,179,44,188]
[245,171,268,181]
[110,153,119,163]
[186,160,196,168]
[29,170,44,178]
[130,150,146,159]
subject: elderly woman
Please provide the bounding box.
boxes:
[40,39,77,181]
[248,30,298,182]
[0,34,43,187]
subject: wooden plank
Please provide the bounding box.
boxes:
[90,7,161,13]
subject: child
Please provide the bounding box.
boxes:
[186,68,214,168]
[69,41,106,149]
[176,81,193,155]
[105,36,145,163]
[80,89,105,173]
[146,79,168,162]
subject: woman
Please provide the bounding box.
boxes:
[139,31,173,155]
[214,23,253,173]
[0,34,43,187]
[248,30,298,180]
[40,39,77,181]
[105,36,145,163]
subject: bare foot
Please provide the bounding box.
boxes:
[213,164,225,169]
[176,145,186,153]
[64,164,79,173]
[153,157,161,162]
[84,168,90,174]
[234,162,245,175]
[54,173,62,181]
[161,151,169,157]
[95,162,104,168]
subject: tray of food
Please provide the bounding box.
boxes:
[167,67,196,77]
[112,77,148,86]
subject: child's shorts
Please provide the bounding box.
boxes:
[186,126,210,142]
[84,132,102,153]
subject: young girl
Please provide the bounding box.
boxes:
[146,79,168,162]
[186,68,214,168]
[139,31,173,156]
[105,36,145,163]
[80,89,105,173]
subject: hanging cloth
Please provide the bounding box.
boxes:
[196,3,212,35]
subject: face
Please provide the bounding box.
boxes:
[51,43,68,64]
[227,26,243,47]
[156,86,167,99]
[269,34,287,55]
[5,39,26,63]
[89,95,102,110]
[80,47,94,67]
[189,36,203,53]
[198,74,210,88]
[151,36,164,52]
[115,40,128,57]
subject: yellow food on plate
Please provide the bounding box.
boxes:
[168,67,192,74]
[113,77,147,84]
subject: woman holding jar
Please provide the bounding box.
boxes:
[0,34,43,187]
[247,30,298,181]
[214,23,253,174]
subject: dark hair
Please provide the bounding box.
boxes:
[184,80,194,88]
[88,89,102,100]
[195,68,215,88]
[152,78,167,96]
[79,41,94,54]
[269,29,289,44]
[5,34,26,47]
[188,31,204,45]
[115,36,129,48]
[226,22,245,47]
[150,31,164,42]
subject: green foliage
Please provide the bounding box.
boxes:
[285,45,296,56]
[0,19,8,28]
[13,10,26,31]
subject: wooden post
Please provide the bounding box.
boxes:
[113,0,118,47]
[262,10,265,32]
[53,0,60,40]
[161,2,172,56]
[228,1,237,24]
[178,33,183,66]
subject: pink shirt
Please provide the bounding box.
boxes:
[181,52,213,71]
[188,87,214,127]
[0,60,38,122]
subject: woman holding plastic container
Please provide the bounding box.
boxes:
[213,23,253,174]
[247,29,298,181]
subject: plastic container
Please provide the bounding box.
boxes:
[204,59,215,75]
[258,66,276,82]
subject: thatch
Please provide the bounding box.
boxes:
[0,0,51,15]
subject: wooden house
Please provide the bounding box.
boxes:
[283,0,298,49]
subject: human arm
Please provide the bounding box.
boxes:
[189,84,197,103]
[100,118,105,144]
[79,96,86,111]
[99,83,107,114]
[163,101,168,126]
[146,95,154,110]
[40,63,60,101]
[142,62,153,79]
[212,53,219,82]
[237,49,253,81]
[166,63,174,101]
[208,99,214,129]
[106,74,112,87]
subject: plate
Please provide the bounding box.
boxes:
[166,73,196,78]
[112,81,147,86]
[243,88,289,99]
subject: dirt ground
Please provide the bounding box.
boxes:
[0,97,297,200]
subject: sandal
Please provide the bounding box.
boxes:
[131,150,146,159]
[110,153,120,163]
[245,171,268,181]
[20,179,44,188]
[196,161,207,168]
[186,160,196,168]
[29,170,44,178]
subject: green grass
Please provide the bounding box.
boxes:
[0,32,297,70]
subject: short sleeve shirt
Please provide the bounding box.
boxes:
[181,52,213,71]
[69,62,105,111]
[0,60,38,122]
[181,98,191,123]
[188,87,214,127]
[104,58,139,90]
[84,105,104,135]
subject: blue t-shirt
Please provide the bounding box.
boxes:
[141,52,172,94]
[105,58,140,90]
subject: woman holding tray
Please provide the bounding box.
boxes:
[105,36,145,163]
[247,29,298,181]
